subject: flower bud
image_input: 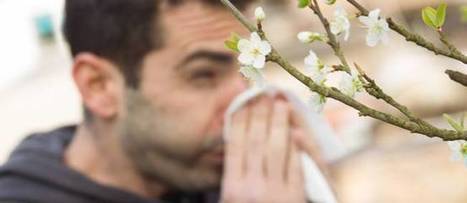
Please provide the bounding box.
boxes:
[297,31,328,43]
[255,7,266,21]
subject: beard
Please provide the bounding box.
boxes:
[116,89,223,193]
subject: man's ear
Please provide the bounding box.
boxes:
[72,53,124,121]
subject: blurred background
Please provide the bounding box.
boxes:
[0,0,466,202]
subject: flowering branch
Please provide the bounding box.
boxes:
[308,0,351,73]
[345,0,467,64]
[308,0,438,133]
[219,0,467,141]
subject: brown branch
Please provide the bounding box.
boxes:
[345,0,467,64]
[438,30,464,57]
[269,50,466,140]
[353,63,434,129]
[220,0,257,32]
[346,0,369,15]
[445,69,467,87]
[220,0,467,141]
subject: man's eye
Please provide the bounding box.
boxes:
[191,69,216,80]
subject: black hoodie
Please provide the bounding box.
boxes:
[0,126,219,203]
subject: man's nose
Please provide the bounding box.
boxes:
[216,74,248,126]
[224,74,248,106]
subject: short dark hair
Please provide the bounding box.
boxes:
[63,0,253,122]
[64,0,252,88]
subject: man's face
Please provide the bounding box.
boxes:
[117,2,249,192]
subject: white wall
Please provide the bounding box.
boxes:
[0,0,81,163]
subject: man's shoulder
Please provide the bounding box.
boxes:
[0,125,91,203]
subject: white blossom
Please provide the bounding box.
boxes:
[338,69,363,97]
[309,92,326,113]
[237,32,271,69]
[304,49,331,85]
[239,66,265,86]
[297,31,328,44]
[358,9,390,47]
[447,140,467,166]
[330,6,351,41]
[255,7,265,21]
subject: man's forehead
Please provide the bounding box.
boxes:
[160,1,249,49]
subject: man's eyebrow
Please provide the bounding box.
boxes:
[178,50,234,68]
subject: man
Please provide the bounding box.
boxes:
[0,0,317,202]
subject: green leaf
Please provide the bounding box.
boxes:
[436,3,447,27]
[298,0,310,8]
[461,6,467,23]
[444,114,464,133]
[422,7,438,29]
[224,32,240,52]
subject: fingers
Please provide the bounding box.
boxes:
[287,129,304,187]
[224,106,249,181]
[245,96,272,177]
[266,100,290,181]
[290,106,309,134]
[222,95,309,203]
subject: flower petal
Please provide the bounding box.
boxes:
[304,64,318,75]
[330,22,341,35]
[238,53,255,65]
[334,6,347,17]
[258,41,271,55]
[380,19,390,31]
[252,55,266,69]
[304,50,319,66]
[250,32,262,43]
[358,16,372,27]
[239,66,265,86]
[238,39,252,53]
[451,151,463,161]
[344,29,350,41]
[321,65,332,75]
[309,92,325,113]
[369,9,381,20]
[448,141,461,151]
[298,31,312,43]
[366,32,380,47]
[339,72,355,97]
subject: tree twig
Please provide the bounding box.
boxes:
[345,0,467,64]
[220,0,257,32]
[309,0,351,73]
[353,63,433,128]
[445,69,467,87]
[438,30,464,57]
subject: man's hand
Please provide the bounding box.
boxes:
[221,96,307,203]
